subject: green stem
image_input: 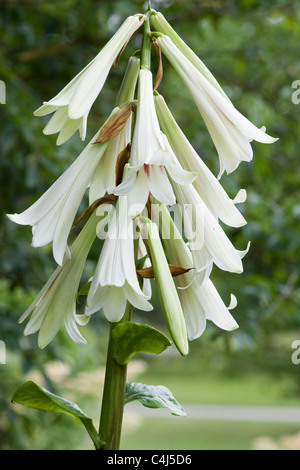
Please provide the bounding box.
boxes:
[141,12,152,70]
[98,303,132,450]
[82,419,104,450]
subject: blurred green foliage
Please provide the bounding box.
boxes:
[1,0,300,450]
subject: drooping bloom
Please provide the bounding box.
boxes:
[85,193,153,322]
[171,175,250,276]
[8,52,142,267]
[18,212,102,349]
[140,216,189,356]
[7,116,117,265]
[114,69,196,213]
[89,56,140,203]
[152,203,238,340]
[150,11,230,100]
[154,92,247,228]
[34,15,144,145]
[156,35,278,178]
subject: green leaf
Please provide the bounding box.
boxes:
[124,382,186,417]
[111,322,172,365]
[12,381,103,449]
[12,381,91,423]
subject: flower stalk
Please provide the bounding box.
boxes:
[141,12,152,70]
[98,303,133,450]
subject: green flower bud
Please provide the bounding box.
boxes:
[141,217,188,356]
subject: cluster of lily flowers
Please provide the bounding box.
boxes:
[8,11,277,355]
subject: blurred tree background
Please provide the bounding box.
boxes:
[1,0,300,450]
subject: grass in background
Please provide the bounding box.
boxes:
[134,329,300,407]
[121,418,300,450]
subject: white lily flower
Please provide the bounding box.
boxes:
[19,212,102,349]
[114,69,197,212]
[155,93,247,228]
[153,203,238,339]
[86,193,153,322]
[157,35,278,178]
[150,11,230,100]
[34,15,144,145]
[89,56,140,203]
[7,107,127,266]
[172,180,250,275]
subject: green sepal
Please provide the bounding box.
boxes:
[124,382,186,417]
[12,381,103,449]
[111,321,171,365]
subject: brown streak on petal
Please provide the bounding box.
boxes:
[114,15,145,68]
[152,37,163,92]
[146,194,152,220]
[45,270,63,297]
[73,194,118,228]
[137,265,193,279]
[114,39,131,68]
[115,144,131,186]
[95,102,136,144]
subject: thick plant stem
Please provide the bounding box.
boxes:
[98,303,132,450]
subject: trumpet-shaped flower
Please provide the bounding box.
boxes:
[172,178,249,275]
[154,93,247,228]
[114,69,197,212]
[150,11,230,100]
[34,15,144,145]
[7,113,120,265]
[85,194,153,322]
[157,35,278,178]
[18,212,102,349]
[153,203,238,340]
[89,56,140,203]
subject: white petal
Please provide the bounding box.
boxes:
[167,162,197,185]
[149,149,173,166]
[114,166,137,196]
[148,165,176,205]
[178,286,207,340]
[233,189,247,204]
[56,116,82,146]
[238,241,251,260]
[123,282,153,312]
[64,314,87,345]
[34,103,58,117]
[127,169,150,215]
[102,286,128,322]
[43,106,68,135]
[130,69,165,167]
[199,279,239,331]
[204,206,244,273]
[228,294,238,310]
